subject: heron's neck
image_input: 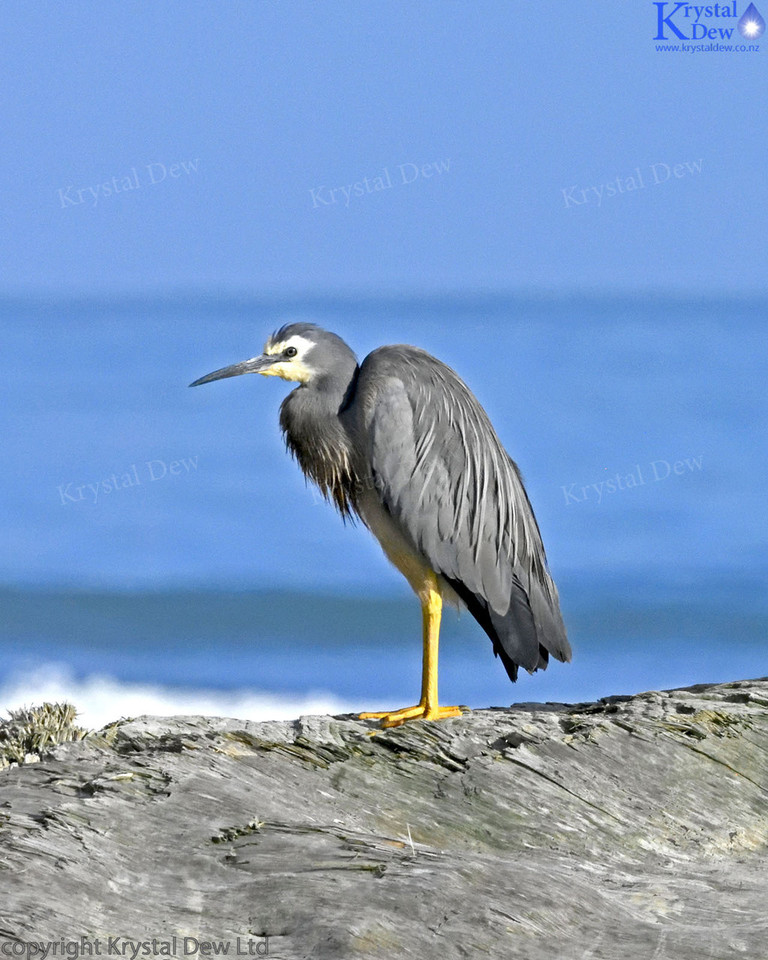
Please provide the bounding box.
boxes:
[279,364,359,453]
[316,363,359,409]
[279,367,360,516]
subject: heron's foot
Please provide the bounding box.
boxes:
[359,703,463,729]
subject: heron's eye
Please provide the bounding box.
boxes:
[284,346,298,359]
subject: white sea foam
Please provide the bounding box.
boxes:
[0,663,359,731]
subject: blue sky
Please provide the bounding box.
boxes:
[1,0,766,297]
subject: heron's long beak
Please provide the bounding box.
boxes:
[189,354,276,387]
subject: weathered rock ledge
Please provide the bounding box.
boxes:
[1,678,768,959]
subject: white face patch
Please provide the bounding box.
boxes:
[261,334,316,383]
[264,334,315,359]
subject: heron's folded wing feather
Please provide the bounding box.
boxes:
[360,348,570,670]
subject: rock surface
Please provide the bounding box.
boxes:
[1,678,768,959]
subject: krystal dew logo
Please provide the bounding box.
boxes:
[654,2,765,40]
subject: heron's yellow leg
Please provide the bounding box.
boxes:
[359,576,463,728]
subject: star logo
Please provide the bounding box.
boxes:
[737,2,765,38]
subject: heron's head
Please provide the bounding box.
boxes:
[189,323,357,389]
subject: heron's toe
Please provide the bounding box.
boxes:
[359,703,464,728]
[358,704,424,723]
[425,704,463,721]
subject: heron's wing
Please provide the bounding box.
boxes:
[358,346,570,678]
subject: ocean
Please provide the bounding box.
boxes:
[2,294,766,728]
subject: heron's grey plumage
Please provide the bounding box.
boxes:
[276,329,358,517]
[347,344,570,679]
[191,322,570,688]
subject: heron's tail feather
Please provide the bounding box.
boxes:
[444,573,570,683]
[527,574,571,665]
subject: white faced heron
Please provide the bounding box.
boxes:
[190,323,570,727]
